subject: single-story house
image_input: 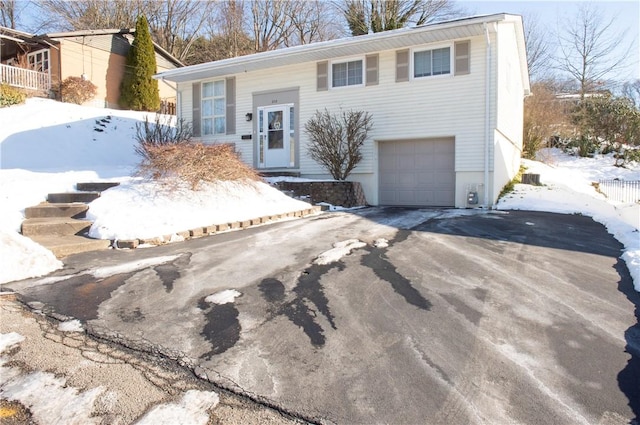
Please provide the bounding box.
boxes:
[155,14,530,208]
[0,26,182,109]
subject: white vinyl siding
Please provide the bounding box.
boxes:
[176,36,487,176]
[173,27,520,206]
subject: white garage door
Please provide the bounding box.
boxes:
[379,138,455,207]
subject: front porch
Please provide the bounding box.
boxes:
[1,63,50,94]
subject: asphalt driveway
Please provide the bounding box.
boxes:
[6,208,639,424]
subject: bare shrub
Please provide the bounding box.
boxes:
[137,143,261,189]
[60,76,97,105]
[305,108,373,180]
[135,114,193,160]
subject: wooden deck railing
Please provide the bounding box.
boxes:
[0,64,51,93]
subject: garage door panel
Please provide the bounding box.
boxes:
[379,138,455,207]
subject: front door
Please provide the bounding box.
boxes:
[258,104,293,168]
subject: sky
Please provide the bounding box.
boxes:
[459,0,640,81]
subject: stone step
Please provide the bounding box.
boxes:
[24,203,89,219]
[47,192,101,203]
[29,235,111,258]
[21,217,92,237]
[76,182,120,192]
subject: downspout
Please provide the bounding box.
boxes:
[483,22,492,208]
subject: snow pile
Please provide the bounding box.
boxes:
[205,289,242,305]
[135,390,219,425]
[87,179,312,240]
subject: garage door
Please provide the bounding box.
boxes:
[379,138,455,207]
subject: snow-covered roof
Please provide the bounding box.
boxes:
[154,13,529,93]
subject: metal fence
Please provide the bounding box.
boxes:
[597,179,640,203]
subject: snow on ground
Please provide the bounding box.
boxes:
[498,149,640,290]
[87,179,312,240]
[314,239,367,265]
[0,100,638,292]
[205,289,242,305]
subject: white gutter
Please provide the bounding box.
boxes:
[483,22,493,208]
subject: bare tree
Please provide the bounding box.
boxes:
[622,79,640,107]
[216,0,250,58]
[523,13,552,82]
[36,0,142,31]
[0,0,17,28]
[305,108,373,181]
[145,0,213,62]
[523,80,571,158]
[285,1,341,46]
[251,0,291,52]
[556,3,630,98]
[342,0,461,35]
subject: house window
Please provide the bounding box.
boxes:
[332,59,363,88]
[413,47,451,78]
[27,49,49,73]
[202,80,225,135]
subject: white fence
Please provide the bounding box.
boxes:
[0,63,50,92]
[598,179,640,203]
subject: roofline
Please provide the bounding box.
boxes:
[0,25,35,38]
[44,28,183,67]
[155,13,518,81]
[44,28,134,38]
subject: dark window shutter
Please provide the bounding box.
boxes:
[192,82,201,137]
[226,77,236,135]
[366,54,379,86]
[396,49,409,82]
[455,40,470,75]
[317,61,328,91]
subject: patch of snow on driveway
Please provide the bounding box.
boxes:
[314,239,367,265]
[205,289,242,305]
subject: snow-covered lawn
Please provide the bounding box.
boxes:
[1,99,638,292]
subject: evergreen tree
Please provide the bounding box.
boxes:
[119,15,160,111]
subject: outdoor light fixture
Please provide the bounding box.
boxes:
[245,113,253,122]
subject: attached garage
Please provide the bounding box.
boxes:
[378,138,455,207]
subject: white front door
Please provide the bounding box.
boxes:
[258,104,294,168]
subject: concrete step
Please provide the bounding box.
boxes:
[24,203,89,219]
[29,235,111,258]
[76,182,120,192]
[21,217,92,237]
[47,192,100,203]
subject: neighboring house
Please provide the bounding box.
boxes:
[0,26,182,110]
[155,14,530,208]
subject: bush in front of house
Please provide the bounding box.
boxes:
[134,113,193,160]
[0,83,27,107]
[305,108,373,180]
[136,143,260,190]
[61,76,98,105]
